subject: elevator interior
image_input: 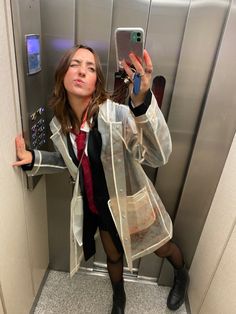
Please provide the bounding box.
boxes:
[10,0,236,287]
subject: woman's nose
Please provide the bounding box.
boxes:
[78,65,86,76]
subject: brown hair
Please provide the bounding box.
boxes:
[49,44,109,134]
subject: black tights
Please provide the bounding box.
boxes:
[99,230,123,284]
[99,230,184,284]
[154,241,184,269]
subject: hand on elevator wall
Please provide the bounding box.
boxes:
[12,135,33,167]
[121,49,153,107]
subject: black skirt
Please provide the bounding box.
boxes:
[82,191,123,261]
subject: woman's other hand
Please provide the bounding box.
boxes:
[121,49,153,106]
[12,135,33,167]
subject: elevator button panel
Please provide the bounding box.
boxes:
[29,106,46,149]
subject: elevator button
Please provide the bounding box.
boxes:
[37,107,45,115]
[30,112,37,121]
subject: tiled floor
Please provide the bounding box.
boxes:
[34,270,188,314]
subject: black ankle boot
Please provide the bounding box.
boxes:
[167,265,189,311]
[111,280,126,314]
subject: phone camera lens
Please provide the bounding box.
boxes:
[137,38,141,42]
[137,32,141,37]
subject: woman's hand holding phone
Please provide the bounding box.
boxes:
[121,49,153,106]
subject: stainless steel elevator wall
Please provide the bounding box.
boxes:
[159,0,235,285]
[174,0,236,265]
[155,0,230,220]
[75,0,113,86]
[40,0,76,270]
[139,0,191,278]
[11,0,46,189]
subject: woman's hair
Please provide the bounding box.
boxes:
[49,44,109,134]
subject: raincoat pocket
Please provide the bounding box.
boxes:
[127,187,156,234]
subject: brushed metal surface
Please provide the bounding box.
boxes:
[11,0,45,189]
[45,173,71,270]
[159,0,234,285]
[155,0,230,220]
[75,0,113,85]
[146,0,190,119]
[174,0,236,265]
[40,0,76,271]
[40,0,76,101]
[138,0,191,279]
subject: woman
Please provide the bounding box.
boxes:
[13,45,189,313]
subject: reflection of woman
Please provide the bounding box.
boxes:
[13,45,189,313]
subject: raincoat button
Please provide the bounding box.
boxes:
[122,214,126,219]
[120,188,123,192]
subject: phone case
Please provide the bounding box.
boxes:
[115,27,144,71]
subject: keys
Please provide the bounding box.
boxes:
[133,72,141,95]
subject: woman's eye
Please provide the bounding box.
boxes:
[88,67,95,72]
[70,63,79,68]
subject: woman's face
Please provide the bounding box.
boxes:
[63,48,97,101]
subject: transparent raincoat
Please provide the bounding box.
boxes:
[26,91,173,276]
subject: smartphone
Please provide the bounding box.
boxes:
[115,27,144,71]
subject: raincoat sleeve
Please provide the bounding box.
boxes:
[22,148,67,176]
[121,89,172,167]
